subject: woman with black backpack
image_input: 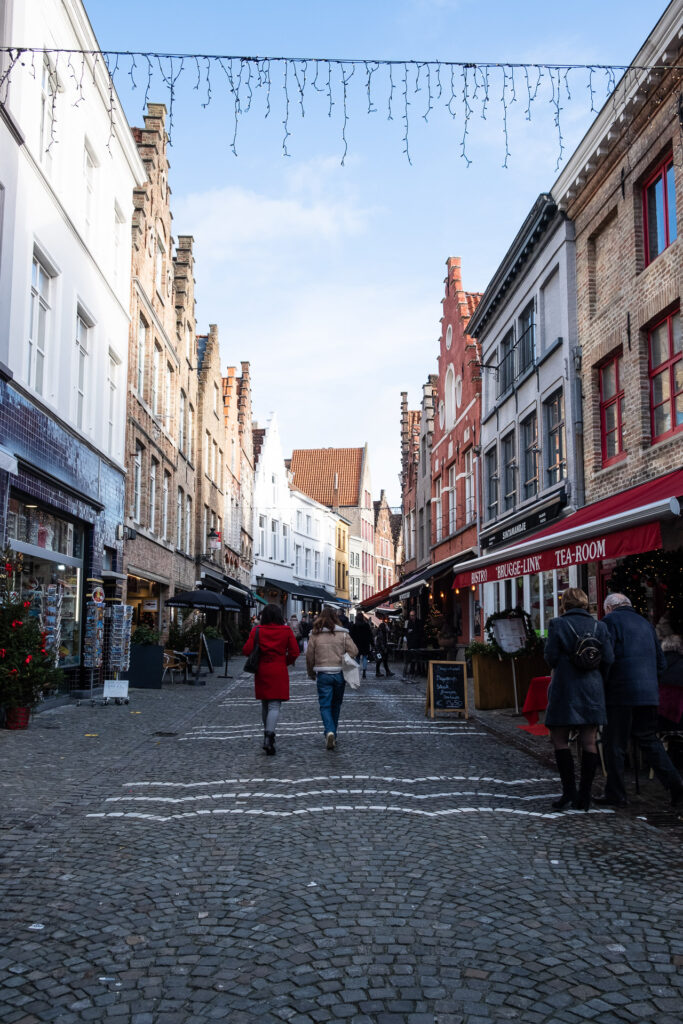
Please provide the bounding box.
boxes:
[544,588,614,811]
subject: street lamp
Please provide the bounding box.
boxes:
[207,526,221,562]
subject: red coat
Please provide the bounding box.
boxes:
[242,624,299,700]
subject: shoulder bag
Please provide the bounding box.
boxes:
[244,626,260,674]
[341,632,361,690]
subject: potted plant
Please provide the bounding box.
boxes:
[0,547,63,728]
[126,623,164,689]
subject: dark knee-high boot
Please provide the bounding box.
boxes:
[573,751,599,811]
[264,732,276,755]
[552,748,577,810]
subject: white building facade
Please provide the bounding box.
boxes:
[290,488,337,616]
[251,414,295,609]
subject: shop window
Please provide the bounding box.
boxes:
[518,301,535,374]
[643,155,677,266]
[544,391,566,486]
[29,254,51,395]
[502,430,516,510]
[521,412,538,499]
[649,309,682,442]
[599,351,625,464]
[485,446,498,522]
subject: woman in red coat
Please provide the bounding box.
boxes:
[242,603,299,755]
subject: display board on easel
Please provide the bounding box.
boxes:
[490,613,528,714]
[425,661,468,719]
[195,632,213,675]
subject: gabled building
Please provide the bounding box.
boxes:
[289,445,374,604]
[373,490,396,595]
[251,414,295,610]
[399,392,421,579]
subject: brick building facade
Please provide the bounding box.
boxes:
[373,490,396,595]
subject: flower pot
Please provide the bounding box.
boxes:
[5,706,30,730]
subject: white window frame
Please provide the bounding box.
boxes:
[149,458,158,533]
[74,311,89,430]
[28,254,50,395]
[177,487,183,549]
[185,495,192,553]
[162,471,170,539]
[133,442,143,522]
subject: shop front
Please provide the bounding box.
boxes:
[453,468,683,632]
[126,568,169,632]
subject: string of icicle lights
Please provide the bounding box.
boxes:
[1,47,680,168]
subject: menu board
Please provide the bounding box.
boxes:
[491,616,528,654]
[426,661,468,719]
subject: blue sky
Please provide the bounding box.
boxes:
[81,0,669,505]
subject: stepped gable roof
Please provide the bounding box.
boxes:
[290,447,364,507]
[252,427,266,468]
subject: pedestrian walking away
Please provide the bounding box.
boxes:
[306,606,358,750]
[404,609,425,675]
[544,588,614,811]
[598,592,683,808]
[242,603,299,755]
[374,614,394,677]
[350,611,373,679]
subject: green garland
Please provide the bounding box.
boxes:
[466,607,543,660]
[607,548,683,632]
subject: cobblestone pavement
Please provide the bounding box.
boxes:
[1,663,682,1024]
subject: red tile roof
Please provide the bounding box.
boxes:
[290,448,364,507]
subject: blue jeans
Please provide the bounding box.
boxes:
[316,672,345,735]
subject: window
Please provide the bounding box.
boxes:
[185,495,192,553]
[107,352,118,455]
[165,363,172,429]
[152,344,161,415]
[74,312,88,429]
[464,449,474,522]
[314,551,321,579]
[643,156,677,266]
[162,471,170,539]
[136,317,146,396]
[305,548,311,576]
[155,235,165,296]
[498,329,514,395]
[282,524,289,563]
[204,431,210,476]
[448,464,456,534]
[231,437,236,473]
[113,206,125,290]
[149,459,158,533]
[83,146,95,238]
[518,301,535,373]
[502,431,516,511]
[295,544,302,574]
[211,440,217,481]
[39,56,56,168]
[218,449,223,490]
[203,506,208,553]
[176,488,183,548]
[179,390,186,453]
[421,435,427,475]
[258,515,266,555]
[599,352,625,463]
[445,365,455,427]
[649,310,682,441]
[418,508,424,560]
[187,405,194,462]
[544,391,567,486]
[28,255,50,394]
[296,510,302,531]
[133,442,143,521]
[214,382,219,415]
[435,478,442,542]
[306,514,311,535]
[522,412,539,498]
[271,519,278,560]
[485,447,498,521]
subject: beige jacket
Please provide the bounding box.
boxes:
[306,627,358,679]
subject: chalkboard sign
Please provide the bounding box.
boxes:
[426,661,468,719]
[195,633,213,675]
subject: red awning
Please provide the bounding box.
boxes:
[453,468,683,589]
[359,582,398,611]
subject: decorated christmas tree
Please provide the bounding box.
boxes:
[0,547,63,713]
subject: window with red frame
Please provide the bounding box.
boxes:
[599,352,625,464]
[649,310,682,441]
[643,155,677,266]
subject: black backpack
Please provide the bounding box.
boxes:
[566,620,603,672]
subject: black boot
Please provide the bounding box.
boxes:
[552,748,576,810]
[573,751,599,811]
[263,731,268,750]
[362,670,366,679]
[264,731,276,756]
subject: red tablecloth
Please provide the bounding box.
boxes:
[518,675,552,735]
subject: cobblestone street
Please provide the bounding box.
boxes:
[1,664,682,1024]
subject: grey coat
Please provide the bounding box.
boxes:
[544,609,614,727]
[602,605,666,706]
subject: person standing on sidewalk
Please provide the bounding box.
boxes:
[242,603,299,756]
[544,588,614,811]
[306,606,358,750]
[598,593,683,808]
[350,612,373,679]
[374,615,394,678]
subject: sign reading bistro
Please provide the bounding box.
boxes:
[453,522,662,589]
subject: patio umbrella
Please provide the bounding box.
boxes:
[166,590,240,610]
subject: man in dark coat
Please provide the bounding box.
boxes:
[404,610,425,675]
[599,593,683,807]
[350,612,373,679]
[374,615,394,677]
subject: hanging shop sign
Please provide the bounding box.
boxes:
[480,492,567,550]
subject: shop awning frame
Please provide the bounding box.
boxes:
[453,490,681,588]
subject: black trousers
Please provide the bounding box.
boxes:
[602,704,682,802]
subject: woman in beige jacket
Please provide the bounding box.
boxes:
[306,606,358,749]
